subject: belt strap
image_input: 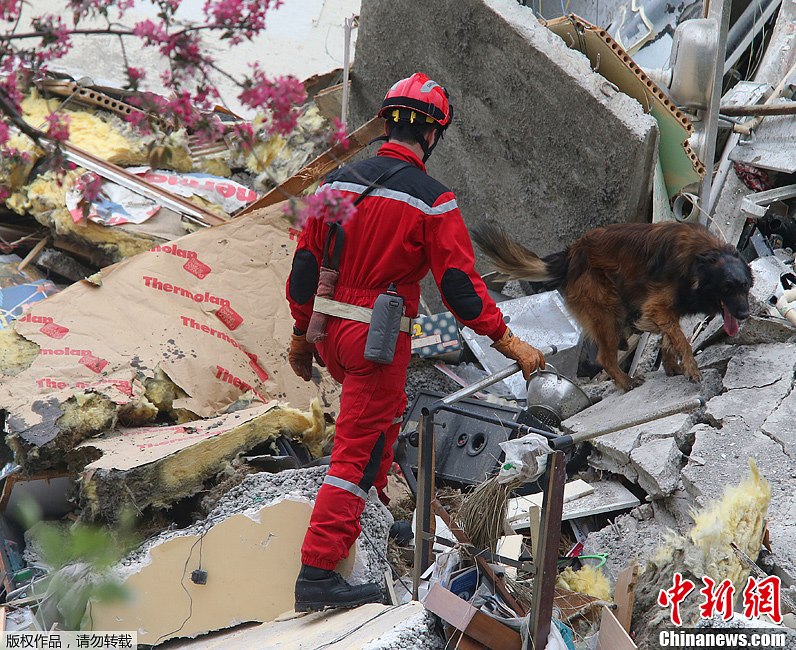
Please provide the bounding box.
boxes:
[314,296,412,333]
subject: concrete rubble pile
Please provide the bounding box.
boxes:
[1,0,796,647]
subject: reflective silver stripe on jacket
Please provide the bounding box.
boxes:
[324,475,368,501]
[323,181,458,216]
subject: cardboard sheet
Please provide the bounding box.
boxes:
[0,204,340,445]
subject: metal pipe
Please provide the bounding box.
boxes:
[341,16,355,132]
[708,132,740,216]
[697,0,733,221]
[721,101,796,116]
[412,408,435,600]
[433,345,558,409]
[724,0,782,75]
[556,396,705,447]
[436,403,560,442]
[62,143,226,227]
[735,57,796,135]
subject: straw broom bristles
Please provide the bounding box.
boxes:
[456,474,522,553]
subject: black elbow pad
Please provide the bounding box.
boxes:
[289,249,319,305]
[441,268,482,321]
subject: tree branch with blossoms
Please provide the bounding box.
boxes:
[0,0,355,222]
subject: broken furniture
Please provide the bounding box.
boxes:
[412,358,706,648]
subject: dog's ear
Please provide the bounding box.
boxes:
[695,250,721,266]
[691,250,721,289]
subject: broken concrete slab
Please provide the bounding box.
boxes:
[87,467,392,645]
[73,402,327,522]
[163,603,442,650]
[704,344,796,432]
[761,389,796,457]
[563,369,721,439]
[588,412,694,478]
[629,437,686,499]
[574,370,722,496]
[350,0,658,309]
[735,316,796,346]
[695,343,736,373]
[582,513,673,582]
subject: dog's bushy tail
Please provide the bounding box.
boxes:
[471,221,566,286]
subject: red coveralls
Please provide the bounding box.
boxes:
[286,142,508,571]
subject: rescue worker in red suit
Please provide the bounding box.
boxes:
[287,73,546,612]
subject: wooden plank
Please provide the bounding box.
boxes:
[495,535,524,580]
[423,584,522,650]
[530,450,567,650]
[314,82,346,123]
[234,117,383,217]
[507,479,594,523]
[511,480,640,530]
[384,569,398,606]
[614,562,639,632]
[528,504,541,559]
[596,605,638,650]
[447,628,488,650]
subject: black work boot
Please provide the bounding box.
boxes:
[294,564,384,612]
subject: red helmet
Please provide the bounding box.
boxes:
[378,73,453,129]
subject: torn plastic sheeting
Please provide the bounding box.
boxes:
[0,203,341,448]
[65,169,259,227]
[0,281,60,329]
[460,291,582,400]
[66,172,160,226]
[0,255,60,329]
[129,168,259,214]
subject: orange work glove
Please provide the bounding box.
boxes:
[491,328,546,380]
[289,333,316,381]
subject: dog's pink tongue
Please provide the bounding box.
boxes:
[723,304,740,337]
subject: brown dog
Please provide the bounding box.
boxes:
[472,221,753,391]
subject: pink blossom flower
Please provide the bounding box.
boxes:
[133,19,168,44]
[45,112,70,143]
[330,117,350,151]
[126,66,145,85]
[286,186,358,230]
[0,0,20,21]
[239,66,306,136]
[0,121,9,146]
[203,0,280,44]
[31,15,71,62]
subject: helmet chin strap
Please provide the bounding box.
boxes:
[416,128,442,163]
